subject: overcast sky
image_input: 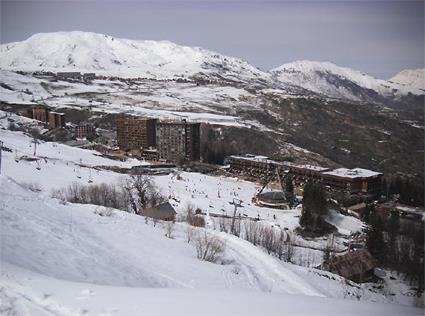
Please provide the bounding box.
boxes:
[1,0,424,79]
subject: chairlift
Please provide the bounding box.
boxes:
[36,160,41,171]
[88,169,93,183]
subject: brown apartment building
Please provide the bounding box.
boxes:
[75,124,96,140]
[48,112,65,129]
[32,106,49,123]
[156,120,200,163]
[116,115,157,151]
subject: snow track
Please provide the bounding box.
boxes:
[221,233,324,296]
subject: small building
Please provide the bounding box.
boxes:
[75,124,96,140]
[142,201,176,221]
[32,105,49,123]
[83,73,96,81]
[48,112,65,129]
[57,72,82,80]
[325,249,377,283]
[141,148,159,161]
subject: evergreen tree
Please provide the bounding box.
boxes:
[300,182,328,232]
[381,178,388,198]
[386,211,400,265]
[366,213,386,263]
[387,211,400,238]
[412,228,424,292]
[284,175,295,208]
[362,203,374,223]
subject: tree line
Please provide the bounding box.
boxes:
[382,175,424,207]
[364,205,424,293]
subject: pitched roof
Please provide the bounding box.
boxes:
[153,201,177,215]
[327,249,377,279]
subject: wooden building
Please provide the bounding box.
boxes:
[325,249,377,283]
[142,202,176,221]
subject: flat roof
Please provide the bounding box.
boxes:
[157,120,200,125]
[291,164,329,172]
[322,168,382,179]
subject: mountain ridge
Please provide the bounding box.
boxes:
[0,31,423,103]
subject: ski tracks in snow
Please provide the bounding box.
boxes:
[219,232,325,297]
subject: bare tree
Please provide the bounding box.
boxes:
[243,221,261,246]
[165,221,175,239]
[275,230,286,260]
[185,203,205,227]
[184,203,195,223]
[122,175,164,215]
[219,216,230,233]
[261,226,277,255]
[186,226,194,243]
[194,231,225,263]
[122,177,138,214]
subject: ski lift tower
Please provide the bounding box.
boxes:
[0,140,3,175]
[229,198,243,235]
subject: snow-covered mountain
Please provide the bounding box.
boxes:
[389,68,425,91]
[0,31,270,84]
[2,32,423,103]
[271,60,424,102]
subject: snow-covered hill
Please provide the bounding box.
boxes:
[0,31,270,84]
[271,60,424,102]
[389,68,425,91]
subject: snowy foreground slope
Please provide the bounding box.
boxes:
[1,264,421,316]
[0,176,421,316]
[0,126,422,315]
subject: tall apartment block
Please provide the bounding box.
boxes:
[32,106,49,123]
[48,112,65,129]
[116,115,157,151]
[156,121,200,162]
[75,124,96,140]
